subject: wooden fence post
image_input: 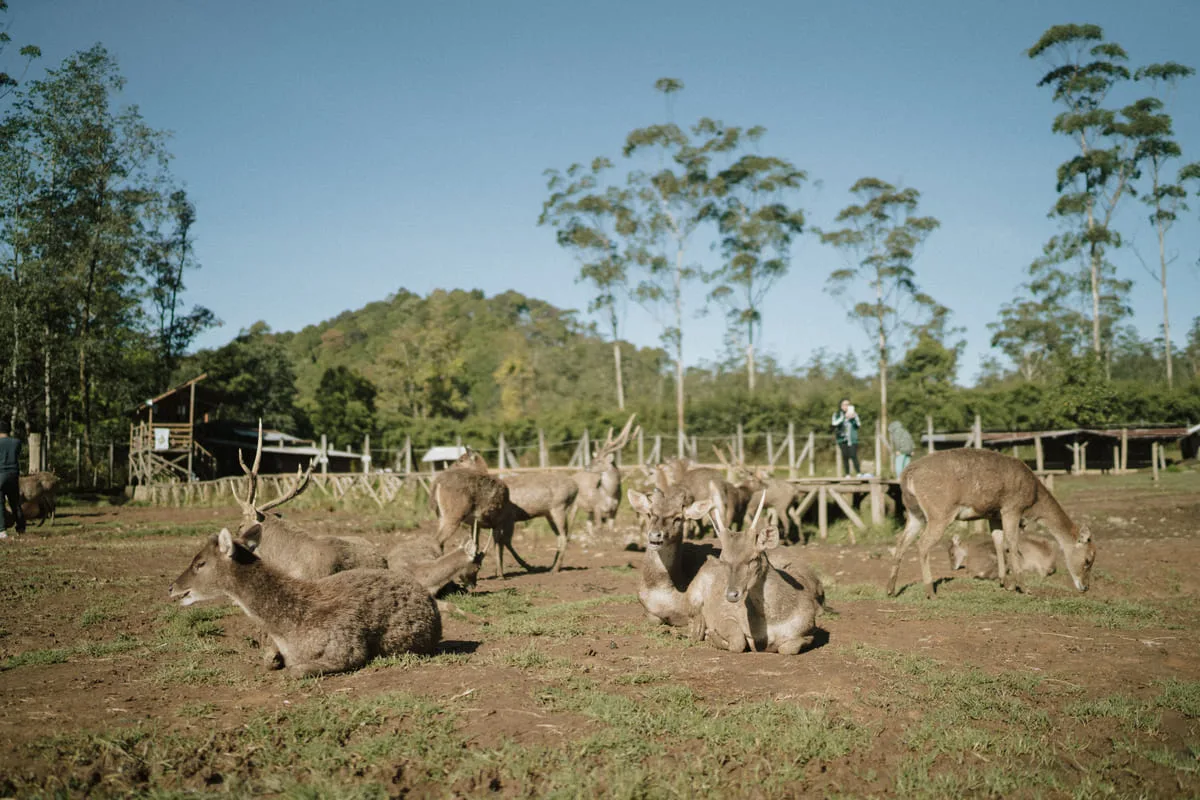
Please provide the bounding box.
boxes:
[973,415,982,449]
[28,433,41,477]
[807,431,815,476]
[1034,435,1044,473]
[1152,441,1159,482]
[404,436,413,474]
[926,414,934,454]
[363,434,371,474]
[538,429,548,468]
[321,434,328,475]
[637,427,645,467]
[787,422,796,479]
[497,433,507,470]
[874,419,882,478]
[835,444,843,479]
[1120,428,1128,472]
[677,429,685,459]
[736,421,745,463]
[766,431,774,467]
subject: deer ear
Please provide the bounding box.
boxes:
[217,528,236,557]
[756,524,780,552]
[1077,525,1092,544]
[685,499,714,520]
[239,523,263,552]
[627,490,651,516]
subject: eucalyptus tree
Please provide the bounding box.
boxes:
[539,158,637,409]
[705,144,807,391]
[819,178,941,442]
[1027,24,1188,362]
[0,0,40,103]
[1127,62,1196,387]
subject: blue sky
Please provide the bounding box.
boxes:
[13,0,1200,384]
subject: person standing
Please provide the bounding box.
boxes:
[831,399,861,477]
[0,421,25,539]
[888,419,915,478]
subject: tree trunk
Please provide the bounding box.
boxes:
[1157,215,1172,388]
[613,340,625,411]
[674,245,685,437]
[1088,241,1102,356]
[746,341,756,392]
[44,323,52,468]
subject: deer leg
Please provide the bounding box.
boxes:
[915,516,954,600]
[886,511,925,597]
[493,523,510,579]
[999,511,1023,593]
[548,509,569,573]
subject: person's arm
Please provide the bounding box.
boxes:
[831,412,845,428]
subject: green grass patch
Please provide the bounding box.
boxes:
[1155,678,1200,718]
[0,634,143,672]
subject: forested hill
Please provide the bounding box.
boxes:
[174,287,1200,454]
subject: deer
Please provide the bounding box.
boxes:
[712,446,806,540]
[233,423,387,580]
[690,485,823,654]
[388,533,485,597]
[626,480,720,626]
[886,448,1096,600]
[657,457,738,535]
[168,524,441,676]
[429,449,523,575]
[948,530,1057,581]
[572,415,638,540]
[18,472,59,526]
[498,468,579,575]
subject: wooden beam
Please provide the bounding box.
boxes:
[1120,428,1128,472]
[973,415,982,449]
[1035,435,1044,473]
[787,421,795,479]
[1152,442,1159,482]
[817,485,828,540]
[926,414,934,454]
[807,431,815,477]
[870,480,884,525]
[827,488,861,544]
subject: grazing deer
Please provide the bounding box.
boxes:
[572,415,639,539]
[169,525,441,676]
[691,487,823,654]
[388,534,485,597]
[18,472,59,526]
[430,449,525,577]
[234,423,386,580]
[887,449,1095,599]
[948,531,1057,580]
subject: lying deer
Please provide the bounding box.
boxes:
[234,423,386,580]
[691,487,823,654]
[948,531,1057,580]
[168,525,441,677]
[388,534,484,597]
[887,449,1095,599]
[626,483,719,626]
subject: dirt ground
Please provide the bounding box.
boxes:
[0,471,1198,797]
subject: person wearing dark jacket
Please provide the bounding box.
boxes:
[0,420,25,538]
[831,399,862,477]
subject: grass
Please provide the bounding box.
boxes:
[0,634,143,672]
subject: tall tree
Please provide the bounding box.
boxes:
[1027,24,1174,359]
[705,145,807,391]
[312,366,376,449]
[539,158,636,409]
[0,0,40,104]
[819,178,942,445]
[1128,62,1196,387]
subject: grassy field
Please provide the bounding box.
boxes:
[0,469,1197,797]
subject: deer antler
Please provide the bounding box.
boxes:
[749,490,767,531]
[234,420,265,518]
[257,459,316,515]
[593,414,639,463]
[712,444,731,468]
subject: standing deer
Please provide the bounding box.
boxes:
[887,449,1095,599]
[18,472,59,526]
[430,449,527,578]
[572,415,639,540]
[691,486,823,654]
[712,447,806,540]
[169,525,441,676]
[499,469,579,575]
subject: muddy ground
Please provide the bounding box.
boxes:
[0,471,1197,797]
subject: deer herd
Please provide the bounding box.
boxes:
[165,416,1098,676]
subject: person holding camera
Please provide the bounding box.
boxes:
[831,399,861,477]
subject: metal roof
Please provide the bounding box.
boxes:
[421,446,467,463]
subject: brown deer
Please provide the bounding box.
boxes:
[234,423,386,580]
[657,457,738,535]
[887,449,1095,599]
[169,525,441,676]
[498,469,579,574]
[712,447,806,540]
[388,534,485,597]
[948,530,1057,580]
[18,472,59,526]
[626,481,720,626]
[572,415,639,540]
[691,487,823,654]
[429,449,526,577]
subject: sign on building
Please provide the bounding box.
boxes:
[154,428,171,451]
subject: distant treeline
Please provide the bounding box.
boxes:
[170,288,1200,453]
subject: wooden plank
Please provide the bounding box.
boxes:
[827,488,864,541]
[973,415,983,449]
[926,415,934,454]
[1035,435,1044,472]
[787,421,796,479]
[1120,428,1128,472]
[793,488,817,519]
[1152,442,1159,482]
[870,481,883,525]
[808,431,815,477]
[817,486,828,541]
